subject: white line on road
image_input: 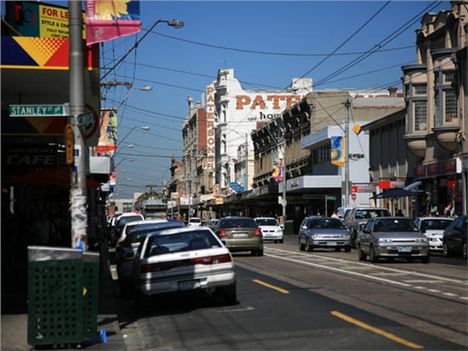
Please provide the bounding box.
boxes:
[403,280,446,284]
[266,247,468,286]
[371,272,408,276]
[216,306,255,313]
[442,292,458,297]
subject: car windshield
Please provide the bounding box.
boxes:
[374,219,419,232]
[144,229,222,257]
[355,209,389,220]
[255,218,278,226]
[124,222,185,245]
[189,218,201,223]
[220,218,257,228]
[308,218,345,229]
[420,219,453,231]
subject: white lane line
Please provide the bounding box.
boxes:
[371,272,408,276]
[403,280,445,284]
[266,247,468,285]
[427,289,441,293]
[265,253,412,288]
[442,292,458,297]
[459,297,468,300]
[216,306,255,313]
[413,286,426,289]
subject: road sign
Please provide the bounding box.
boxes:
[326,195,336,201]
[66,124,74,165]
[9,104,69,117]
[351,193,357,201]
[76,112,94,126]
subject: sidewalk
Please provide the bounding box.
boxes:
[1,244,126,350]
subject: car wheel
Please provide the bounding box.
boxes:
[119,282,133,298]
[344,246,351,253]
[305,238,313,252]
[256,249,264,256]
[219,283,237,305]
[334,247,341,252]
[421,256,430,264]
[369,246,378,263]
[357,245,366,261]
[443,242,452,257]
[351,232,358,248]
[463,242,467,260]
[279,239,284,244]
[298,237,305,251]
[274,240,278,243]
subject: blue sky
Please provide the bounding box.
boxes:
[93,1,449,197]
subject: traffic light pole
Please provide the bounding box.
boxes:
[344,95,351,207]
[69,0,88,248]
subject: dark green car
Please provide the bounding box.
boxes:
[215,217,263,256]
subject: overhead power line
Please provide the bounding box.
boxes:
[147,30,414,57]
[104,97,186,120]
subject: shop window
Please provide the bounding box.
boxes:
[444,71,455,84]
[434,90,443,127]
[414,101,427,131]
[444,89,457,122]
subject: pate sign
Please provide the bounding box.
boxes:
[202,84,216,171]
[236,94,302,120]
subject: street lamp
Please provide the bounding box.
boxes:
[116,84,153,111]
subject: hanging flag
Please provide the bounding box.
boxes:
[331,136,345,167]
[272,158,284,182]
[86,0,141,46]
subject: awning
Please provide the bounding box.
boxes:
[374,187,423,199]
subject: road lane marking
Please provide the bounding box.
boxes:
[459,297,468,300]
[253,279,289,294]
[265,253,412,288]
[428,289,441,293]
[266,247,468,285]
[330,310,424,350]
[371,272,408,276]
[403,279,445,284]
[442,292,458,297]
[216,306,255,313]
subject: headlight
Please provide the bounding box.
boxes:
[341,234,349,239]
[276,228,283,233]
[312,234,321,238]
[416,238,428,243]
[378,238,392,244]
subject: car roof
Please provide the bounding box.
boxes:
[221,216,252,219]
[255,217,276,220]
[373,217,413,220]
[125,219,168,227]
[149,226,212,236]
[417,217,453,221]
[353,207,389,210]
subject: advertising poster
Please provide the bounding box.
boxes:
[331,136,345,167]
[96,109,118,156]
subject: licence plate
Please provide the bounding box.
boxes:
[398,247,412,253]
[178,280,200,291]
[233,233,248,238]
[327,242,337,246]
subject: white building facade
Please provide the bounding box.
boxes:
[209,68,312,194]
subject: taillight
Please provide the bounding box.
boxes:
[140,263,159,273]
[192,254,232,265]
[255,227,262,236]
[219,229,226,237]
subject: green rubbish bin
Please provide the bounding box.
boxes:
[284,220,295,235]
[27,246,100,347]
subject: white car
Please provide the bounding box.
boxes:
[254,217,284,243]
[133,227,236,304]
[188,217,202,227]
[414,217,454,251]
[116,219,169,247]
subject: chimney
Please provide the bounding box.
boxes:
[187,96,193,113]
[388,86,398,97]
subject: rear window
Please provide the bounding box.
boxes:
[189,218,201,223]
[117,215,143,228]
[145,229,222,257]
[220,218,257,228]
[355,209,390,220]
[124,222,184,245]
[308,218,345,229]
[255,218,278,226]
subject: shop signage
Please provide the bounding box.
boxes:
[215,198,224,205]
[202,84,216,171]
[9,104,69,117]
[66,124,74,165]
[352,184,376,193]
[378,179,405,190]
[235,94,302,120]
[230,182,244,193]
[2,144,62,167]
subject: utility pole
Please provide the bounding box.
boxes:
[279,125,287,224]
[344,95,351,207]
[69,0,88,248]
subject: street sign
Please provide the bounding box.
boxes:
[326,195,336,201]
[66,124,74,165]
[76,112,94,126]
[9,104,69,117]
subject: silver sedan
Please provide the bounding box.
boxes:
[357,217,430,263]
[298,217,351,252]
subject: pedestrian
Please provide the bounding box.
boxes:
[331,211,338,219]
[396,209,405,217]
[444,202,453,217]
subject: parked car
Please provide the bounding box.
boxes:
[215,217,263,256]
[206,219,219,231]
[188,217,202,227]
[442,215,467,259]
[111,212,145,245]
[356,217,430,263]
[298,217,350,252]
[115,220,185,295]
[133,227,236,304]
[343,207,391,247]
[254,217,284,243]
[414,217,454,252]
[337,206,354,220]
[116,219,168,247]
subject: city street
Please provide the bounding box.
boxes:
[111,236,468,350]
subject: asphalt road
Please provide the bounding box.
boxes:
[113,236,467,350]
